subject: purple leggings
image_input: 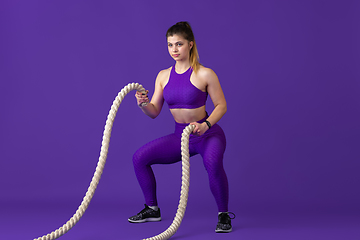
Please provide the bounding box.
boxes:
[133,117,229,212]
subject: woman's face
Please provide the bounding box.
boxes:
[167,34,193,62]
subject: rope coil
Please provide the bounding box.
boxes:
[34,83,194,240]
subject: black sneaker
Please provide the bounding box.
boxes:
[128,204,161,223]
[215,212,235,233]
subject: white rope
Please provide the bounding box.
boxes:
[34,82,194,240]
[144,123,194,240]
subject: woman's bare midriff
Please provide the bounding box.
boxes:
[170,105,207,123]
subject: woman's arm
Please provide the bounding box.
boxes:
[204,68,227,126]
[135,69,167,119]
[191,67,227,135]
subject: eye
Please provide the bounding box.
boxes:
[176,43,183,47]
[168,43,173,47]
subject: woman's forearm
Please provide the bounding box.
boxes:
[140,102,161,119]
[206,103,227,126]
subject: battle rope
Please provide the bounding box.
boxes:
[34,82,195,240]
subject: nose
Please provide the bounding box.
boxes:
[172,45,178,52]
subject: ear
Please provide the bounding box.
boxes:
[189,41,194,50]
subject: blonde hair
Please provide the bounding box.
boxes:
[166,21,200,72]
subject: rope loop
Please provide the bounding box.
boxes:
[34,83,194,240]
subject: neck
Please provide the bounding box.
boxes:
[174,61,191,74]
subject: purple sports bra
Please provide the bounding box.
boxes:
[163,66,208,109]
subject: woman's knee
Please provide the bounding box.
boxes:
[132,147,150,167]
[203,155,224,174]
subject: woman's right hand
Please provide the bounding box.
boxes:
[135,90,149,107]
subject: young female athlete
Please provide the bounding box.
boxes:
[128,21,234,233]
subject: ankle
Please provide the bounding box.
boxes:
[148,205,159,211]
[218,212,228,215]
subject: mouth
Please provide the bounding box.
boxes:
[172,54,180,57]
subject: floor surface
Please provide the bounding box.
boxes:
[1,201,359,240]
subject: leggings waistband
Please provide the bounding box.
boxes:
[174,114,208,136]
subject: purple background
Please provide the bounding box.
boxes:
[1,0,359,239]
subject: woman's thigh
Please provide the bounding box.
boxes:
[195,124,226,170]
[133,133,183,166]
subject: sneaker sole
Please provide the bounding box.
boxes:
[215,227,232,233]
[128,217,162,223]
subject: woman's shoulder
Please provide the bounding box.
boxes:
[196,65,217,79]
[157,66,172,77]
[155,66,172,86]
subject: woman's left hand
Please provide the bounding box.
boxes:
[190,122,209,136]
